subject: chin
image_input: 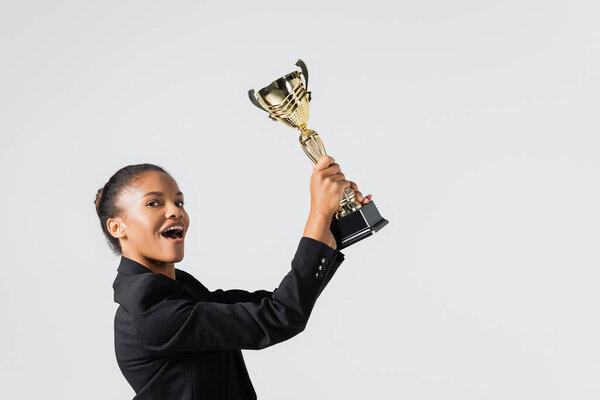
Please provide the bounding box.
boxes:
[154,248,185,264]
[156,237,185,263]
[167,251,185,263]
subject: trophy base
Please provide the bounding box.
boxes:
[330,200,389,250]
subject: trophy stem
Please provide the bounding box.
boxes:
[298,128,325,165]
[298,128,363,219]
[298,123,309,135]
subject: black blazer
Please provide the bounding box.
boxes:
[113,236,345,400]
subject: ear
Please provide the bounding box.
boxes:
[107,217,127,239]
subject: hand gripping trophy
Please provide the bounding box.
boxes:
[248,59,388,249]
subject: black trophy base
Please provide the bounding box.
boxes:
[330,200,389,250]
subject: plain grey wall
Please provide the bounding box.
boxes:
[1,1,598,399]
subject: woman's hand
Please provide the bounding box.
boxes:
[302,155,373,250]
[308,155,349,219]
[308,156,373,216]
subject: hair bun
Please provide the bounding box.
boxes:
[95,187,104,210]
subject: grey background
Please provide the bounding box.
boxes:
[1,1,598,399]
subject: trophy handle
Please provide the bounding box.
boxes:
[295,59,312,102]
[248,89,277,121]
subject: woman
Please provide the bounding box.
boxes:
[94,156,372,399]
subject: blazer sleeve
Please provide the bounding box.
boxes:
[209,288,274,304]
[176,269,274,304]
[130,237,345,355]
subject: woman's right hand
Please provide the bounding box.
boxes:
[302,155,349,249]
[308,155,349,219]
[303,155,374,249]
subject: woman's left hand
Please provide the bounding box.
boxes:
[348,181,373,205]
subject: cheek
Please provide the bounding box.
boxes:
[129,213,158,238]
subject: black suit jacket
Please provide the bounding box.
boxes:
[113,237,345,399]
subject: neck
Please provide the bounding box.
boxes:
[147,259,176,280]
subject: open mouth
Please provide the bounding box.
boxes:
[160,226,184,241]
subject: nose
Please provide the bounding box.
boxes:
[165,202,183,219]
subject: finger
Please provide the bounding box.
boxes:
[314,155,335,171]
[360,195,372,205]
[329,172,346,182]
[322,163,341,177]
[348,181,363,202]
[337,180,350,192]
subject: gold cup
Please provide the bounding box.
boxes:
[248,59,388,249]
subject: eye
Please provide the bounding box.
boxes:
[146,200,184,207]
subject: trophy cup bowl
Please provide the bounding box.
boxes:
[248,60,388,249]
[256,72,310,130]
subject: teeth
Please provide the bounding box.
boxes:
[161,225,184,234]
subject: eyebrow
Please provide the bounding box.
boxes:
[143,191,184,197]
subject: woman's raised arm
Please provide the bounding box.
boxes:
[115,237,344,356]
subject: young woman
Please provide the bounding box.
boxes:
[94,156,372,400]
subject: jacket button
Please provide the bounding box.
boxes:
[320,257,329,266]
[315,271,324,280]
[318,264,327,272]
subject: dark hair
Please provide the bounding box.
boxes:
[94,163,171,255]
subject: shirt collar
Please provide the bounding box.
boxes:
[117,255,186,282]
[117,256,155,276]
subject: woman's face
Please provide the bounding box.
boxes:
[108,170,190,267]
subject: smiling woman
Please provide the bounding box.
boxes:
[94,163,189,279]
[94,158,371,400]
[95,164,172,256]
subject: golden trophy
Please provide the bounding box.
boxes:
[248,59,388,249]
